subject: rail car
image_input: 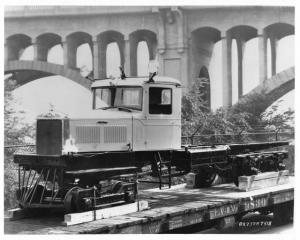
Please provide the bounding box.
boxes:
[14,70,289,213]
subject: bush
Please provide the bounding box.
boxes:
[4,152,19,209]
[4,78,35,210]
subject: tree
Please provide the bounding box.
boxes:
[260,103,294,141]
[4,79,35,146]
[4,78,35,209]
[182,80,252,144]
[230,93,294,132]
[182,79,294,145]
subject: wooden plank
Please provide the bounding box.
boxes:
[4,217,64,234]
[238,170,289,191]
[141,219,163,234]
[270,189,294,205]
[178,201,209,212]
[7,208,49,221]
[239,176,289,191]
[239,194,270,211]
[167,211,205,230]
[79,217,143,234]
[102,216,147,234]
[239,170,289,181]
[208,202,239,220]
[7,208,29,221]
[4,178,294,234]
[63,200,149,226]
[128,210,206,233]
[112,223,143,234]
[127,205,188,220]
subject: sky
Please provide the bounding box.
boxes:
[11,35,294,125]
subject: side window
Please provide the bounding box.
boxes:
[149,87,172,114]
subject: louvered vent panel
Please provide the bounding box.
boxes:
[76,126,101,144]
[104,126,127,143]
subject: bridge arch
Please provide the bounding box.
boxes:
[5,60,91,89]
[191,27,221,107]
[264,23,294,77]
[227,25,258,100]
[6,34,32,61]
[35,33,62,62]
[129,29,157,59]
[232,67,294,115]
[264,22,294,39]
[228,25,257,41]
[191,27,221,69]
[129,29,157,76]
[192,27,221,43]
[4,7,294,110]
[64,31,93,69]
[95,30,124,78]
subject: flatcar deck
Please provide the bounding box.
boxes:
[5,178,294,234]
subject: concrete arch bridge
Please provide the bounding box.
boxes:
[4,6,295,109]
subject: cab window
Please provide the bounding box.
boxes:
[94,87,143,111]
[149,87,172,114]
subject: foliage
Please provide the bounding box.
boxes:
[4,78,35,210]
[182,80,294,144]
[182,80,252,144]
[230,92,267,123]
[5,79,35,145]
[261,103,294,132]
[230,93,294,132]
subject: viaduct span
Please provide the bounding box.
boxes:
[4,6,295,108]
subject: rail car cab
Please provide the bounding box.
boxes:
[36,74,182,155]
[90,75,182,152]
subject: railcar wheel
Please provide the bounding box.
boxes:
[196,167,217,188]
[64,186,81,213]
[273,201,294,226]
[111,181,123,193]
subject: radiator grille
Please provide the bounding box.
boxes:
[104,126,127,143]
[75,126,101,144]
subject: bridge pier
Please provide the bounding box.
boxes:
[124,37,133,76]
[63,39,76,69]
[33,40,48,61]
[236,37,245,99]
[270,34,278,76]
[6,40,19,62]
[258,29,268,83]
[98,41,107,79]
[92,37,99,79]
[128,35,138,76]
[156,9,166,55]
[222,31,232,107]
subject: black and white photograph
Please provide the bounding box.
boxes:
[3,2,295,235]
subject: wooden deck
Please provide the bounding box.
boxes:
[4,178,294,234]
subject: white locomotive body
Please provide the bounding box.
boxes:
[63,76,182,153]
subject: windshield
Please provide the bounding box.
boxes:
[93,86,143,111]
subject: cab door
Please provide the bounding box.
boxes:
[143,84,181,150]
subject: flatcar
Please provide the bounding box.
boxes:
[14,71,288,213]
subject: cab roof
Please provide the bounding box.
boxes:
[91,76,181,88]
